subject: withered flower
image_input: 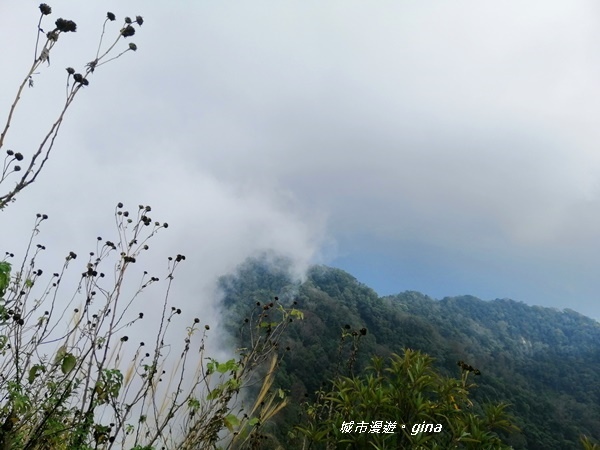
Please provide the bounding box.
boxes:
[121,25,135,37]
[55,18,77,32]
[39,4,52,15]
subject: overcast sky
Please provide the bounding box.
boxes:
[2,1,600,323]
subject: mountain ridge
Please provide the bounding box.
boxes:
[218,257,600,449]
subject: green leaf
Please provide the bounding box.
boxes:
[224,413,240,432]
[61,353,76,374]
[54,345,67,365]
[207,386,223,400]
[216,359,237,373]
[0,335,8,351]
[0,261,11,296]
[290,308,304,320]
[27,364,46,384]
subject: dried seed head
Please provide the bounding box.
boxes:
[121,25,135,37]
[107,12,116,21]
[55,18,77,32]
[39,4,52,15]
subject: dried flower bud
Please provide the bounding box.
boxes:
[129,43,137,51]
[55,18,77,33]
[121,25,135,37]
[66,67,75,75]
[39,4,52,15]
[14,153,23,161]
[107,12,116,21]
[73,73,83,83]
[14,166,21,172]
[81,78,89,86]
[6,150,14,156]
[125,16,132,24]
[136,15,144,26]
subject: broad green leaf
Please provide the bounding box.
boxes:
[216,359,237,373]
[27,364,46,384]
[61,353,76,374]
[224,413,240,432]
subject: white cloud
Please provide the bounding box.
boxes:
[2,0,600,324]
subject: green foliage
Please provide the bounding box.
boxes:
[295,349,517,449]
[220,259,600,450]
[0,262,10,298]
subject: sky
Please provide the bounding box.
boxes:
[1,0,600,332]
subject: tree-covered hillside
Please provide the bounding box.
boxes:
[218,256,600,450]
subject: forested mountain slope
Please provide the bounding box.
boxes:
[218,256,600,450]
